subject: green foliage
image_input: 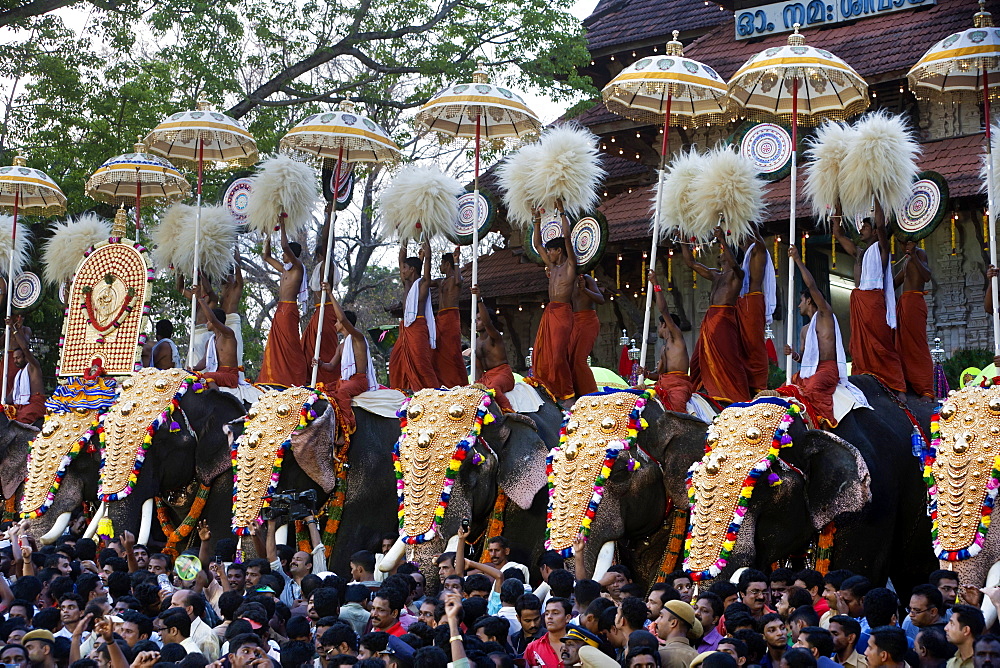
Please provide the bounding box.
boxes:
[943,348,994,390]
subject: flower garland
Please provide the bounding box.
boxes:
[544,388,653,557]
[96,375,203,502]
[320,435,353,557]
[923,407,998,560]
[477,490,508,562]
[155,483,211,557]
[814,522,837,575]
[231,392,318,536]
[393,390,494,545]
[651,508,689,585]
[683,398,799,582]
[21,414,101,519]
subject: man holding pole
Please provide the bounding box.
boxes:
[737,233,774,395]
[257,222,309,388]
[644,271,693,413]
[894,241,934,401]
[389,240,439,392]
[303,202,340,386]
[470,285,515,412]
[433,247,467,388]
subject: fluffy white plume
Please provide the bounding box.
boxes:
[245,154,318,236]
[689,146,767,244]
[529,125,604,216]
[804,121,854,225]
[980,122,1000,221]
[152,204,237,280]
[42,213,110,286]
[0,217,30,278]
[652,149,710,241]
[496,142,545,229]
[840,111,921,221]
[379,165,464,242]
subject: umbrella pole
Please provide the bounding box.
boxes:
[186,137,204,369]
[310,146,344,387]
[985,69,999,355]
[1,192,18,406]
[470,116,483,384]
[785,78,799,384]
[135,174,142,233]
[639,94,672,384]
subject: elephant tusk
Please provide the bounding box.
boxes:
[445,534,459,554]
[83,502,106,540]
[379,536,406,572]
[39,512,72,545]
[592,541,616,581]
[137,498,154,546]
[275,523,289,546]
[983,561,1000,629]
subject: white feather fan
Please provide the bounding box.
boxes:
[528,124,604,217]
[689,146,767,244]
[379,165,464,242]
[652,149,710,241]
[496,141,545,229]
[245,154,318,236]
[840,111,921,221]
[0,217,30,279]
[152,204,237,280]
[980,122,1000,221]
[804,121,854,224]
[42,213,110,286]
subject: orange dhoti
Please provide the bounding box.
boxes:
[14,393,45,426]
[434,308,468,388]
[257,301,309,388]
[389,316,440,392]
[301,301,340,385]
[531,301,574,401]
[737,292,769,392]
[479,363,515,413]
[655,371,694,412]
[569,310,599,396]
[202,366,240,389]
[689,305,750,404]
[329,372,369,434]
[792,360,839,428]
[895,291,933,398]
[849,289,905,392]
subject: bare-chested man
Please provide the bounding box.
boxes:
[303,206,340,385]
[257,223,308,387]
[433,247,467,387]
[738,233,774,394]
[470,285,514,412]
[833,206,905,396]
[7,317,44,426]
[644,271,693,412]
[389,239,440,391]
[681,227,750,403]
[893,241,933,400]
[192,296,240,390]
[531,201,576,404]
[151,319,180,370]
[784,247,840,427]
[569,275,605,396]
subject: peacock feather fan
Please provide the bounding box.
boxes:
[245,154,318,236]
[42,213,110,286]
[379,164,465,242]
[652,149,710,242]
[981,122,1000,222]
[804,121,855,226]
[840,110,921,222]
[152,204,237,281]
[0,217,30,279]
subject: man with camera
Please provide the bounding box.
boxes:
[263,516,327,608]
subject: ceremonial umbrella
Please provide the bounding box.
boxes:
[414,63,542,381]
[726,23,869,382]
[85,138,190,234]
[601,30,728,377]
[144,95,258,366]
[908,0,1000,351]
[279,101,401,387]
[0,155,66,402]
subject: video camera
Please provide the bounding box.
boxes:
[261,489,317,523]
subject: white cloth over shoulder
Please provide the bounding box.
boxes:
[341,335,379,391]
[11,368,30,404]
[740,242,777,326]
[204,334,219,372]
[858,242,896,329]
[403,278,436,349]
[283,262,309,307]
[351,389,406,418]
[799,312,870,410]
[152,338,181,369]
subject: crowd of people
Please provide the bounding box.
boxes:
[0,514,997,668]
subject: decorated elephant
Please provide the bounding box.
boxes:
[547,377,936,592]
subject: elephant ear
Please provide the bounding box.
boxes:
[289,404,338,493]
[0,419,34,500]
[798,429,872,531]
[194,390,248,487]
[496,412,549,511]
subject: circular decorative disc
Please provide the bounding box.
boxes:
[174,554,202,581]
[571,212,608,272]
[223,177,253,223]
[891,171,949,242]
[730,122,797,182]
[455,190,495,245]
[12,272,41,309]
[523,213,566,265]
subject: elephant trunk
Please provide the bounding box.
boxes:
[38,512,72,545]
[592,541,616,581]
[275,523,289,546]
[137,498,154,546]
[380,536,406,573]
[83,501,106,539]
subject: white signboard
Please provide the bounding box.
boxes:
[735,0,936,41]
